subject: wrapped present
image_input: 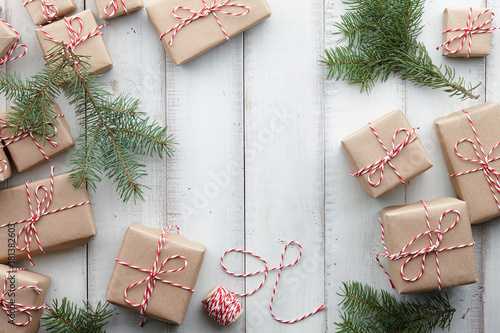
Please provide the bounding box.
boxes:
[146,0,271,65]
[23,0,77,25]
[35,10,113,76]
[377,197,477,294]
[0,167,96,265]
[95,0,143,20]
[106,223,205,326]
[435,102,500,224]
[438,7,498,58]
[0,20,27,65]
[0,265,50,332]
[0,105,75,173]
[341,109,433,198]
[0,149,12,183]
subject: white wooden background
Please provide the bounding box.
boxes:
[0,0,498,331]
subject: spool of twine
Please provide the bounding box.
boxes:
[202,285,244,327]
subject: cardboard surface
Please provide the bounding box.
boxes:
[23,0,77,25]
[94,0,143,20]
[0,149,12,183]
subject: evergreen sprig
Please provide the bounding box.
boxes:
[41,298,114,333]
[335,282,456,333]
[322,0,480,100]
[0,44,175,202]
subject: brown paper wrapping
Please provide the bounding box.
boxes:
[0,172,97,262]
[94,0,143,20]
[0,149,12,183]
[435,102,500,224]
[341,110,433,198]
[0,21,19,59]
[382,197,477,294]
[0,105,75,173]
[23,0,77,26]
[442,7,492,57]
[0,265,50,333]
[35,10,113,76]
[146,0,271,65]
[106,223,205,324]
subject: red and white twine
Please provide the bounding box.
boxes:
[104,0,129,17]
[376,200,475,290]
[24,0,59,23]
[450,109,500,210]
[0,166,91,266]
[0,20,27,66]
[115,225,194,327]
[160,0,250,45]
[437,7,499,58]
[351,123,419,187]
[205,241,325,325]
[0,268,46,326]
[0,159,7,173]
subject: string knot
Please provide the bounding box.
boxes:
[104,0,129,17]
[24,0,59,23]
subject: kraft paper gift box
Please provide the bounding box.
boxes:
[0,264,50,333]
[23,0,77,25]
[341,109,433,198]
[106,223,205,325]
[35,10,113,76]
[442,8,493,57]
[0,21,20,59]
[0,149,12,183]
[0,104,75,173]
[146,0,271,66]
[95,0,143,20]
[0,170,96,263]
[380,197,477,294]
[435,102,500,224]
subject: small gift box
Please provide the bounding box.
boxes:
[146,0,271,65]
[0,167,97,265]
[440,7,495,58]
[0,104,75,173]
[341,109,433,198]
[0,20,21,59]
[106,223,205,325]
[94,0,143,20]
[435,102,500,224]
[0,149,12,183]
[23,0,77,25]
[0,265,50,333]
[377,197,477,294]
[35,10,113,76]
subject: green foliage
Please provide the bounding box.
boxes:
[335,281,456,333]
[42,298,114,333]
[322,0,480,100]
[0,44,175,202]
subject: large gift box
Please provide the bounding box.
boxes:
[94,0,143,19]
[441,7,494,58]
[0,149,12,183]
[435,102,500,224]
[0,20,20,59]
[0,104,75,173]
[106,223,205,325]
[378,197,477,294]
[23,0,77,25]
[0,168,96,264]
[341,109,433,198]
[146,0,271,65]
[35,10,113,76]
[0,265,50,332]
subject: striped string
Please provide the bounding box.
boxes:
[449,109,500,211]
[115,225,194,327]
[0,20,27,66]
[0,166,91,266]
[159,0,250,45]
[24,0,59,23]
[202,285,242,326]
[215,241,325,324]
[350,123,419,187]
[437,7,499,58]
[0,159,7,173]
[0,268,46,326]
[376,200,475,290]
[104,0,129,17]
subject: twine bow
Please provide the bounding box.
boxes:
[0,166,92,265]
[160,0,250,45]
[0,20,27,66]
[0,268,46,326]
[450,109,500,210]
[350,124,419,187]
[0,159,7,173]
[437,7,499,58]
[24,0,59,23]
[377,200,475,290]
[115,225,194,327]
[104,0,129,17]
